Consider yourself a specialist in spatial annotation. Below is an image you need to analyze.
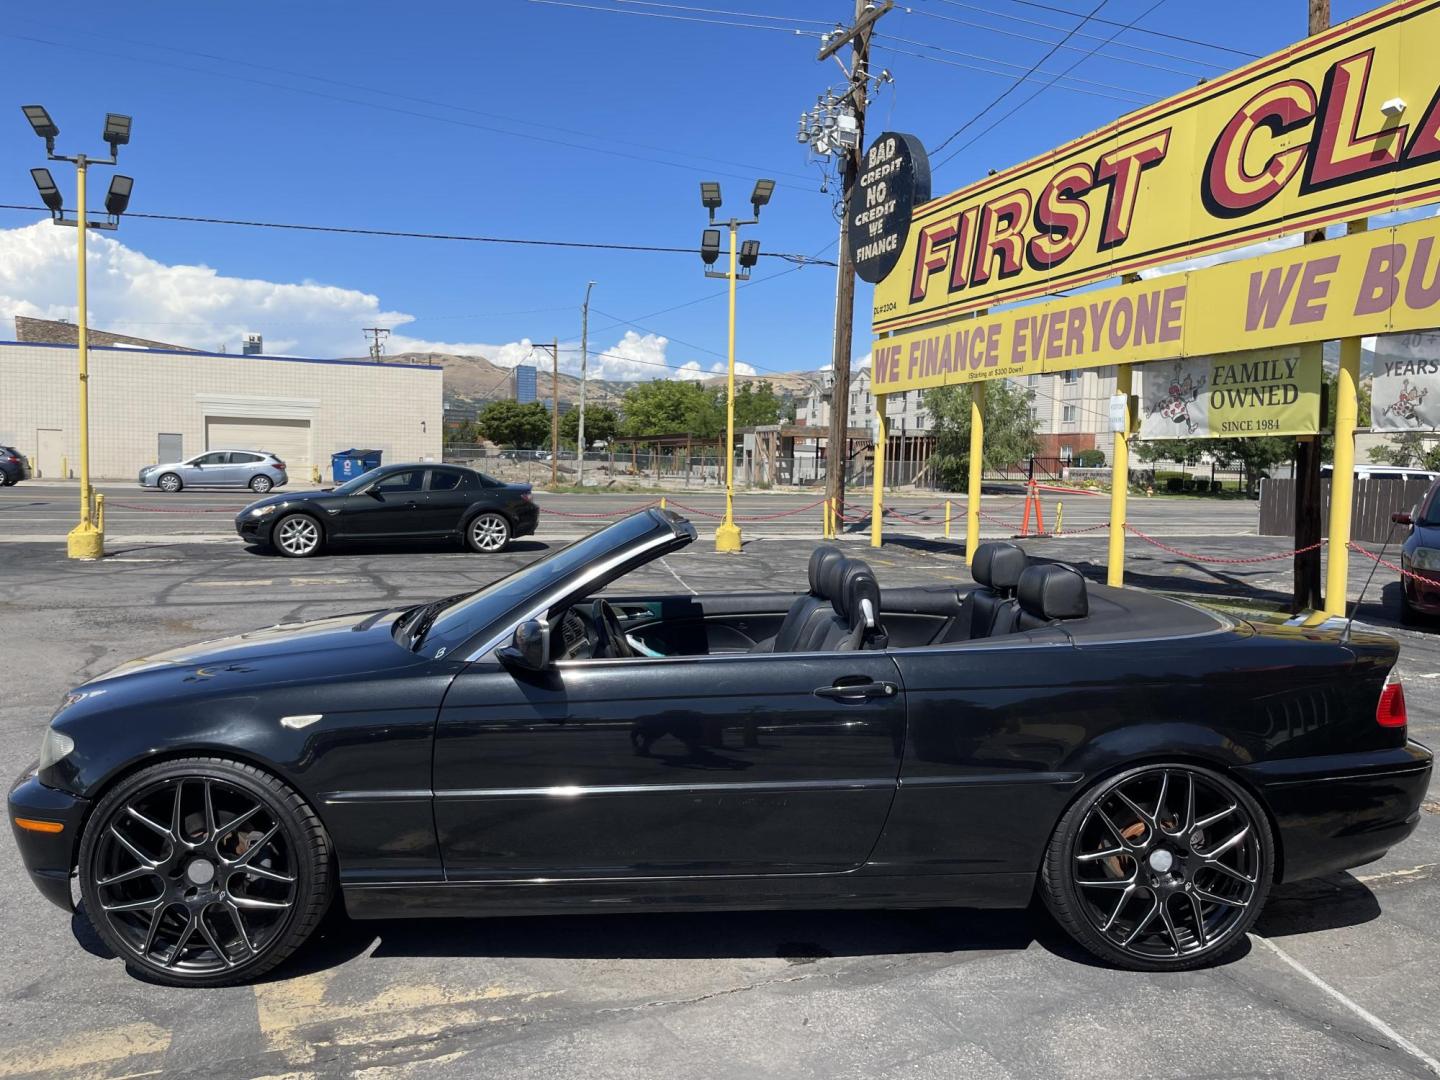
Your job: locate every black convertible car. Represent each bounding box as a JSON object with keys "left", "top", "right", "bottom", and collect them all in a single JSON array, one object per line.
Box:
[
  {"left": 235, "top": 462, "right": 538, "bottom": 556},
  {"left": 10, "top": 509, "right": 1431, "bottom": 986}
]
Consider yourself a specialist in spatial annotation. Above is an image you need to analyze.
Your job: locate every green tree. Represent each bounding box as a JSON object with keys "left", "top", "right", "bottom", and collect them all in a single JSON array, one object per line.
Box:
[
  {"left": 560, "top": 405, "right": 619, "bottom": 449},
  {"left": 1371, "top": 433, "right": 1440, "bottom": 470},
  {"left": 924, "top": 382, "right": 1039, "bottom": 488},
  {"left": 732, "top": 380, "right": 785, "bottom": 427},
  {"left": 474, "top": 400, "right": 551, "bottom": 448},
  {"left": 619, "top": 380, "right": 723, "bottom": 437}
]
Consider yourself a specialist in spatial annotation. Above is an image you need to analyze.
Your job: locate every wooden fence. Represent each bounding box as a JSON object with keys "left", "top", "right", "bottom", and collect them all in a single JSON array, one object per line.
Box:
[{"left": 1258, "top": 477, "right": 1432, "bottom": 543}]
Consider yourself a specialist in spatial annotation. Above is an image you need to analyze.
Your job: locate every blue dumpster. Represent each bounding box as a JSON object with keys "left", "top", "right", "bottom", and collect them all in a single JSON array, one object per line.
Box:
[{"left": 331, "top": 448, "right": 383, "bottom": 484}]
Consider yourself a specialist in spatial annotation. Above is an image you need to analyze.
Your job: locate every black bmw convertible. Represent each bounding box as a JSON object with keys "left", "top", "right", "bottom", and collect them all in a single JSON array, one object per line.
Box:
[{"left": 9, "top": 508, "right": 1432, "bottom": 985}]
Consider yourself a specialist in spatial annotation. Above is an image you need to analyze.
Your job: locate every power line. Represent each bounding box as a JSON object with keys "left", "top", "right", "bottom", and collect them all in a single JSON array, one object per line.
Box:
[
  {"left": 611, "top": 1, "right": 830, "bottom": 25},
  {"left": 525, "top": 0, "right": 825, "bottom": 34},
  {"left": 901, "top": 7, "right": 1220, "bottom": 79},
  {"left": 0, "top": 204, "right": 837, "bottom": 265},
  {"left": 933, "top": 0, "right": 1170, "bottom": 172},
  {"left": 929, "top": 0, "right": 1113, "bottom": 156},
  {"left": 874, "top": 35, "right": 1152, "bottom": 101},
  {"left": 970, "top": 0, "right": 1258, "bottom": 59}
]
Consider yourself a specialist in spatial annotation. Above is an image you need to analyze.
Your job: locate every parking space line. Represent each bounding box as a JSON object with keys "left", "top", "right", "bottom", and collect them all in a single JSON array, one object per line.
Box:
[
  {"left": 0, "top": 1021, "right": 171, "bottom": 1077},
  {"left": 658, "top": 556, "right": 697, "bottom": 596},
  {"left": 1252, "top": 934, "right": 1440, "bottom": 1075}
]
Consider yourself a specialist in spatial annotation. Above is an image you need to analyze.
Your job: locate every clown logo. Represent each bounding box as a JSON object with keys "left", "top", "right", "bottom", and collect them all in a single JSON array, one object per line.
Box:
[
  {"left": 1148, "top": 363, "right": 1206, "bottom": 435},
  {"left": 1383, "top": 378, "right": 1430, "bottom": 424}
]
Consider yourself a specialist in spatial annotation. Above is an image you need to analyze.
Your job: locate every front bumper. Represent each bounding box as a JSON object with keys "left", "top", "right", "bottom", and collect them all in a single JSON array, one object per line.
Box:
[
  {"left": 1238, "top": 741, "right": 1432, "bottom": 882},
  {"left": 8, "top": 765, "right": 89, "bottom": 912},
  {"left": 1401, "top": 563, "right": 1440, "bottom": 614}
]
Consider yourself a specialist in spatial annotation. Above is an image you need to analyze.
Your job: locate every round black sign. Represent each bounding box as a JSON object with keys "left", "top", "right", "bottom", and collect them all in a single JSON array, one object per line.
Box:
[{"left": 848, "top": 131, "right": 931, "bottom": 285}]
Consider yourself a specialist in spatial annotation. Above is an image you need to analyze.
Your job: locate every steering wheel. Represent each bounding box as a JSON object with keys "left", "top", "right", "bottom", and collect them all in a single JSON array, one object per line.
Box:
[{"left": 589, "top": 599, "right": 635, "bottom": 659}]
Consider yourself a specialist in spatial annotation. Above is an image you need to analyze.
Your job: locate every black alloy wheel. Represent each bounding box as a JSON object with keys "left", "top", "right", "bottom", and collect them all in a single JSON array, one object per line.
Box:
[
  {"left": 1041, "top": 763, "right": 1272, "bottom": 971},
  {"left": 249, "top": 474, "right": 274, "bottom": 494},
  {"left": 78, "top": 757, "right": 332, "bottom": 986}
]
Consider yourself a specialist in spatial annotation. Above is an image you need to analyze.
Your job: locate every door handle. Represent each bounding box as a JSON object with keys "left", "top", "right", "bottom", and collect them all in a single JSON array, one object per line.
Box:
[{"left": 814, "top": 680, "right": 897, "bottom": 701}]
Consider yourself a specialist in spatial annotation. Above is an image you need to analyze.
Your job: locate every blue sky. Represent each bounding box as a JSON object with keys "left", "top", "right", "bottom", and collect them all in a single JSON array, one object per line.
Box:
[{"left": 0, "top": 0, "right": 1385, "bottom": 380}]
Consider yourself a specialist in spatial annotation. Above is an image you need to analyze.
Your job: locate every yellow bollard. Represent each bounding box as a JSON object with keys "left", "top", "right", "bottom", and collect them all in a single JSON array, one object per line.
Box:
[
  {"left": 660, "top": 496, "right": 666, "bottom": 511},
  {"left": 823, "top": 497, "right": 833, "bottom": 540},
  {"left": 944, "top": 499, "right": 952, "bottom": 539},
  {"left": 1055, "top": 501, "right": 1064, "bottom": 536},
  {"left": 95, "top": 492, "right": 105, "bottom": 532},
  {"left": 62, "top": 456, "right": 69, "bottom": 480}
]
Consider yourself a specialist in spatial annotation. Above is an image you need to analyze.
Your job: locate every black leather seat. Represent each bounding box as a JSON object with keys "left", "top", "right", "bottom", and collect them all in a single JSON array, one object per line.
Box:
[
  {"left": 944, "top": 541, "right": 1027, "bottom": 641},
  {"left": 757, "top": 546, "right": 847, "bottom": 653},
  {"left": 813, "top": 559, "right": 886, "bottom": 651},
  {"left": 1015, "top": 563, "right": 1089, "bottom": 630}
]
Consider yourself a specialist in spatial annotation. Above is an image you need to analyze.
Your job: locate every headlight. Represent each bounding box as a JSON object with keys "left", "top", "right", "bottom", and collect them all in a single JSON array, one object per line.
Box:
[
  {"left": 1412, "top": 547, "right": 1440, "bottom": 570},
  {"left": 250, "top": 505, "right": 278, "bottom": 518},
  {"left": 38, "top": 727, "right": 75, "bottom": 771}
]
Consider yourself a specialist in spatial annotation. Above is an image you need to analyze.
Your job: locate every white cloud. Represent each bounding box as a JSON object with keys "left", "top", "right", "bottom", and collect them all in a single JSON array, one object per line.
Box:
[
  {"left": 673, "top": 358, "right": 758, "bottom": 381},
  {"left": 0, "top": 222, "right": 678, "bottom": 381}
]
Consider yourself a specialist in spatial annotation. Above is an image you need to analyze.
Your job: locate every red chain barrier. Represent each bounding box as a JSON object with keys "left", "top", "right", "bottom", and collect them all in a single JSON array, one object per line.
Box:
[
  {"left": 537, "top": 500, "right": 660, "bottom": 519},
  {"left": 106, "top": 502, "right": 246, "bottom": 514},
  {"left": 1347, "top": 542, "right": 1440, "bottom": 586},
  {"left": 1124, "top": 524, "right": 1323, "bottom": 564},
  {"left": 664, "top": 499, "right": 722, "bottom": 519},
  {"left": 736, "top": 497, "right": 828, "bottom": 522},
  {"left": 1056, "top": 520, "right": 1113, "bottom": 535}
]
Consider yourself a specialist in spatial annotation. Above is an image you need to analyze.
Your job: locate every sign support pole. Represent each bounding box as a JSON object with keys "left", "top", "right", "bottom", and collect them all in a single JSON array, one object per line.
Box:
[
  {"left": 1324, "top": 217, "right": 1367, "bottom": 617},
  {"left": 965, "top": 381, "right": 985, "bottom": 565},
  {"left": 871, "top": 394, "right": 886, "bottom": 547},
  {"left": 1107, "top": 364, "right": 1132, "bottom": 587}
]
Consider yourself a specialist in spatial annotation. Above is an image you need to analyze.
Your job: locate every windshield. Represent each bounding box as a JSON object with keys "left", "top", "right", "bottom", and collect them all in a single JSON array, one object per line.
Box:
[
  {"left": 413, "top": 512, "right": 670, "bottom": 659},
  {"left": 1420, "top": 487, "right": 1440, "bottom": 527},
  {"left": 330, "top": 470, "right": 383, "bottom": 495}
]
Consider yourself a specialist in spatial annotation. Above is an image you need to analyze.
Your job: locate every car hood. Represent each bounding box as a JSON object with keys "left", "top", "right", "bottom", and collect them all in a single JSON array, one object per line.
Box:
[{"left": 1411, "top": 525, "right": 1440, "bottom": 548}]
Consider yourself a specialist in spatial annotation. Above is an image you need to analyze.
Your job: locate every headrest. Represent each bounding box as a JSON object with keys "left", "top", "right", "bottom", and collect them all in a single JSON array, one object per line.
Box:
[
  {"left": 818, "top": 552, "right": 850, "bottom": 601},
  {"left": 844, "top": 572, "right": 882, "bottom": 630},
  {"left": 831, "top": 559, "right": 876, "bottom": 617},
  {"left": 807, "top": 546, "right": 844, "bottom": 596},
  {"left": 972, "top": 542, "right": 1026, "bottom": 593},
  {"left": 1017, "top": 563, "right": 1088, "bottom": 621}
]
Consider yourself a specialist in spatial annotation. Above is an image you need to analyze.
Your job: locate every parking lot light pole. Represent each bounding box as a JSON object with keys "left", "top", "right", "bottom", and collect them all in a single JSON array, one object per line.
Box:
[{"left": 22, "top": 106, "right": 134, "bottom": 561}]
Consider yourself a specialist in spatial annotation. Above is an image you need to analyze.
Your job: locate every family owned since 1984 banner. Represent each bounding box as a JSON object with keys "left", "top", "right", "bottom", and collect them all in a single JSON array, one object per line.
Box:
[
  {"left": 1137, "top": 348, "right": 1321, "bottom": 440},
  {"left": 1372, "top": 330, "right": 1440, "bottom": 431}
]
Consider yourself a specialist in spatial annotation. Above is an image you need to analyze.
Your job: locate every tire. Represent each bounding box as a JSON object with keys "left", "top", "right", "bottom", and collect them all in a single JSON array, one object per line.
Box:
[
  {"left": 1040, "top": 762, "right": 1273, "bottom": 971},
  {"left": 249, "top": 475, "right": 274, "bottom": 494},
  {"left": 272, "top": 513, "right": 322, "bottom": 558},
  {"left": 77, "top": 756, "right": 333, "bottom": 987},
  {"left": 157, "top": 473, "right": 183, "bottom": 493},
  {"left": 466, "top": 511, "right": 512, "bottom": 553},
  {"left": 1, "top": 472, "right": 13, "bottom": 486}
]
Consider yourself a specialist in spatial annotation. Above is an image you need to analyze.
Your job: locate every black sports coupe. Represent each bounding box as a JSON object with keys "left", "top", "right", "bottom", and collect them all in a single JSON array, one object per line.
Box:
[
  {"left": 10, "top": 509, "right": 1431, "bottom": 985},
  {"left": 234, "top": 462, "right": 538, "bottom": 556}
]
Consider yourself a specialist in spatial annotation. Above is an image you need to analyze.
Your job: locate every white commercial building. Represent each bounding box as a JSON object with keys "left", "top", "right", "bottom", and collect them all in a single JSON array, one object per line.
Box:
[{"left": 0, "top": 340, "right": 443, "bottom": 480}]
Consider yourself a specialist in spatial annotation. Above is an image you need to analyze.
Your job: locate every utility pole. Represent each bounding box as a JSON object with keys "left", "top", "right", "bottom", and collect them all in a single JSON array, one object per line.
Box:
[
  {"left": 551, "top": 336, "right": 560, "bottom": 486},
  {"left": 578, "top": 281, "right": 595, "bottom": 487},
  {"left": 363, "top": 327, "right": 389, "bottom": 363},
  {"left": 821, "top": 0, "right": 891, "bottom": 524},
  {"left": 1293, "top": 0, "right": 1328, "bottom": 610}
]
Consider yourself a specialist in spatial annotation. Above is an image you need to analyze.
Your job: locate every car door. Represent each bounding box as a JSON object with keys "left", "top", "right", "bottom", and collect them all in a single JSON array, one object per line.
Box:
[
  {"left": 433, "top": 649, "right": 906, "bottom": 879},
  {"left": 339, "top": 468, "right": 426, "bottom": 538},
  {"left": 422, "top": 467, "right": 480, "bottom": 535},
  {"left": 182, "top": 451, "right": 228, "bottom": 486},
  {"left": 227, "top": 451, "right": 263, "bottom": 486}
]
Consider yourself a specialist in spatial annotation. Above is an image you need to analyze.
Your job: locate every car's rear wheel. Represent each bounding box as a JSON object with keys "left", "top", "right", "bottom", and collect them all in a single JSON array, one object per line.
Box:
[
  {"left": 466, "top": 511, "right": 511, "bottom": 553},
  {"left": 1040, "top": 763, "right": 1272, "bottom": 971},
  {"left": 78, "top": 757, "right": 332, "bottom": 987},
  {"left": 273, "top": 513, "right": 322, "bottom": 557},
  {"left": 249, "top": 475, "right": 273, "bottom": 494},
  {"left": 157, "top": 472, "right": 182, "bottom": 493}
]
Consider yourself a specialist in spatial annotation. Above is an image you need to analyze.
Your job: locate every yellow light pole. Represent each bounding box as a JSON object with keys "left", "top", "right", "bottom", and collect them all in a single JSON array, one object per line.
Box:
[
  {"left": 699, "top": 179, "right": 773, "bottom": 554},
  {"left": 965, "top": 382, "right": 986, "bottom": 565},
  {"left": 1107, "top": 364, "right": 1133, "bottom": 587},
  {"left": 870, "top": 395, "right": 886, "bottom": 547},
  {"left": 1324, "top": 218, "right": 1369, "bottom": 617},
  {"left": 22, "top": 105, "right": 135, "bottom": 561}
]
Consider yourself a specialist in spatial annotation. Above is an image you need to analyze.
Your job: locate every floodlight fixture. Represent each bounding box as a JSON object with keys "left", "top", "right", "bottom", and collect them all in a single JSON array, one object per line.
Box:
[
  {"left": 105, "top": 174, "right": 133, "bottom": 217},
  {"left": 103, "top": 113, "right": 132, "bottom": 150},
  {"left": 750, "top": 179, "right": 775, "bottom": 214},
  {"left": 701, "top": 228, "right": 721, "bottom": 266},
  {"left": 1381, "top": 97, "right": 1407, "bottom": 118},
  {"left": 739, "top": 240, "right": 760, "bottom": 269},
  {"left": 22, "top": 104, "right": 58, "bottom": 140},
  {"left": 700, "top": 181, "right": 722, "bottom": 219},
  {"left": 30, "top": 168, "right": 62, "bottom": 213}
]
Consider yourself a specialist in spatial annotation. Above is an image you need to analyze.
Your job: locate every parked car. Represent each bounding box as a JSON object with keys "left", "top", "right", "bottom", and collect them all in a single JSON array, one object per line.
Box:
[
  {"left": 139, "top": 451, "right": 288, "bottom": 494},
  {"left": 9, "top": 509, "right": 1429, "bottom": 985},
  {"left": 1392, "top": 478, "right": 1440, "bottom": 621},
  {"left": 1322, "top": 463, "right": 1440, "bottom": 484},
  {"left": 0, "top": 445, "right": 31, "bottom": 486},
  {"left": 234, "top": 462, "right": 537, "bottom": 557}
]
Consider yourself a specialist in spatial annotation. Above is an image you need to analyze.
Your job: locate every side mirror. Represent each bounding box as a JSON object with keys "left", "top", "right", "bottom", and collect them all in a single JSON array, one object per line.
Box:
[
  {"left": 1393, "top": 511, "right": 1414, "bottom": 526},
  {"left": 498, "top": 618, "right": 550, "bottom": 672}
]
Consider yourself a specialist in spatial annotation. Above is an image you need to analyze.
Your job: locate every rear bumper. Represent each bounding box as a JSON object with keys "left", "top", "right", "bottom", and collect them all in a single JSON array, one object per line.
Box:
[
  {"left": 1237, "top": 741, "right": 1432, "bottom": 883},
  {"left": 514, "top": 504, "right": 539, "bottom": 538},
  {"left": 8, "top": 765, "right": 88, "bottom": 912}
]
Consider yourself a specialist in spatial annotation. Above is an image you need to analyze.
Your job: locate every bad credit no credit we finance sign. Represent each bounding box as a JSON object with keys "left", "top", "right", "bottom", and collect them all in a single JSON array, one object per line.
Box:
[
  {"left": 872, "top": 0, "right": 1440, "bottom": 336},
  {"left": 870, "top": 212, "right": 1440, "bottom": 394}
]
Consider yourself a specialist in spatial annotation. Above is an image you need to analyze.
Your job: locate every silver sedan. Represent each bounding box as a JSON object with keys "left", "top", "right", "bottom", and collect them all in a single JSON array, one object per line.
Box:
[{"left": 138, "top": 450, "right": 289, "bottom": 493}]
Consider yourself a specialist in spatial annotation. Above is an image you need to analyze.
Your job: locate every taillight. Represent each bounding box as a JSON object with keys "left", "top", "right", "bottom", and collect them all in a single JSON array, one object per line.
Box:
[
  {"left": 522, "top": 492, "right": 532, "bottom": 501},
  {"left": 1377, "top": 680, "right": 1407, "bottom": 728},
  {"left": 273, "top": 460, "right": 286, "bottom": 471}
]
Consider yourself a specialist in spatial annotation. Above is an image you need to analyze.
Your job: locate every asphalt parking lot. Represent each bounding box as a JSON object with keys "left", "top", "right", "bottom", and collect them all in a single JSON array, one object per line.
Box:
[{"left": 3, "top": 482, "right": 1440, "bottom": 1078}]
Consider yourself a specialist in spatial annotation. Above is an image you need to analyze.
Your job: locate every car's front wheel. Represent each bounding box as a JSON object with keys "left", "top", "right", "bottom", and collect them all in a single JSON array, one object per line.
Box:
[
  {"left": 1040, "top": 763, "right": 1272, "bottom": 971},
  {"left": 272, "top": 513, "right": 322, "bottom": 557},
  {"left": 157, "top": 472, "right": 183, "bottom": 493},
  {"left": 249, "top": 475, "right": 274, "bottom": 494},
  {"left": 78, "top": 756, "right": 333, "bottom": 987},
  {"left": 466, "top": 511, "right": 511, "bottom": 553}
]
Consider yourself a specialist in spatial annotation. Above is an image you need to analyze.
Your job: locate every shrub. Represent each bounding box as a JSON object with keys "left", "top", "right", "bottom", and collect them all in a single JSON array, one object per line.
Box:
[{"left": 1075, "top": 449, "right": 1106, "bottom": 468}]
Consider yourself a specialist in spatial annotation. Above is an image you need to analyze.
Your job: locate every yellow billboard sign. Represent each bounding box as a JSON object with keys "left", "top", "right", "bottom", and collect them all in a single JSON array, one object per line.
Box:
[
  {"left": 1137, "top": 349, "right": 1322, "bottom": 439},
  {"left": 870, "top": 211, "right": 1440, "bottom": 394},
  {"left": 873, "top": 0, "right": 1440, "bottom": 335}
]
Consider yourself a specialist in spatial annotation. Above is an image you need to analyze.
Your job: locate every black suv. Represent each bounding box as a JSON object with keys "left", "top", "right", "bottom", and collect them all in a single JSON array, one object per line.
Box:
[{"left": 0, "top": 446, "right": 30, "bottom": 486}]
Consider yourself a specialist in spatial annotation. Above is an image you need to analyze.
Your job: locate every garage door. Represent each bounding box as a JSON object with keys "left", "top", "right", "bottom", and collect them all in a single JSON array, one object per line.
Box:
[{"left": 205, "top": 417, "right": 312, "bottom": 471}]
